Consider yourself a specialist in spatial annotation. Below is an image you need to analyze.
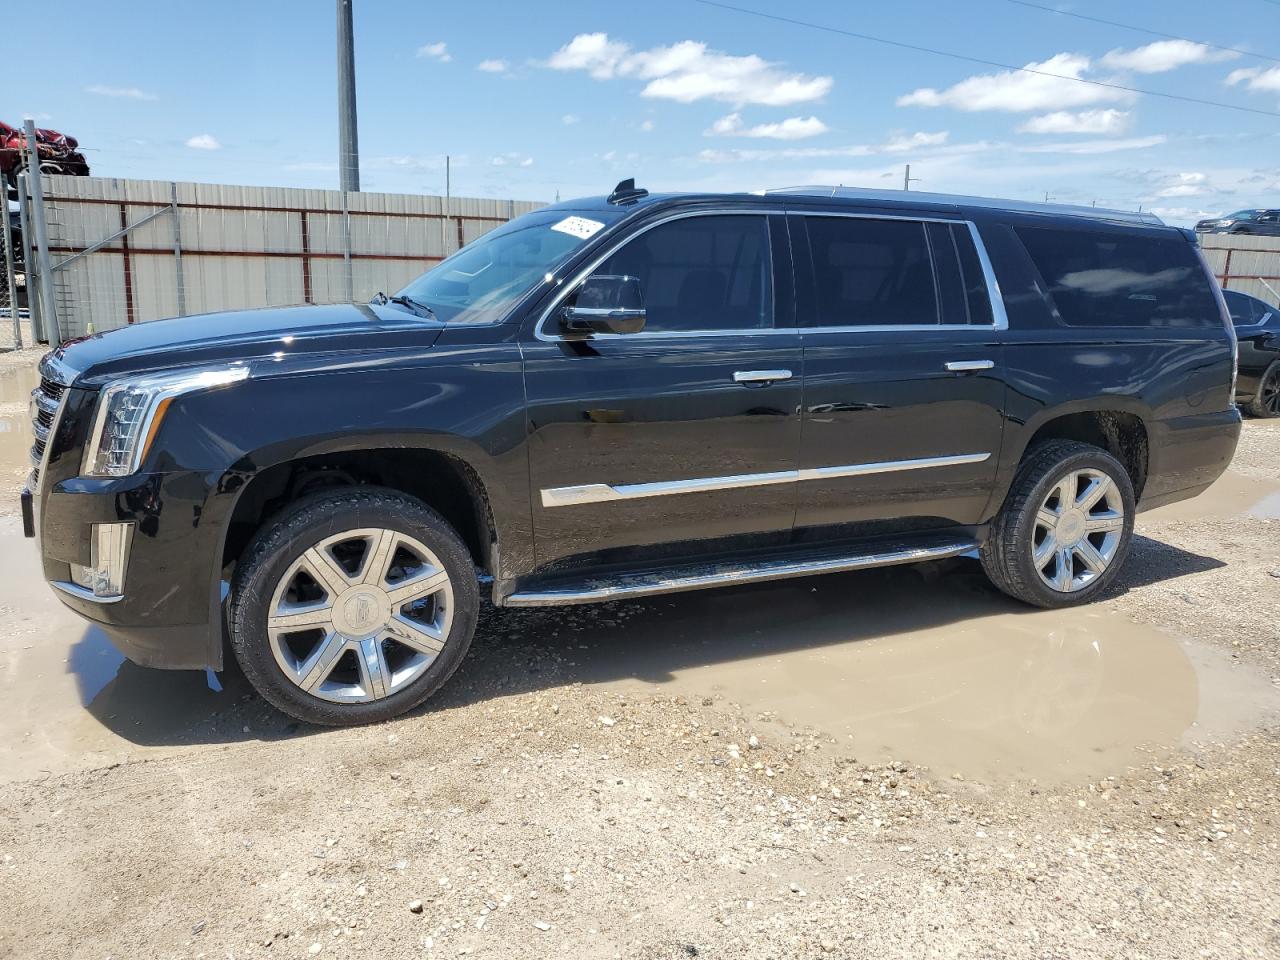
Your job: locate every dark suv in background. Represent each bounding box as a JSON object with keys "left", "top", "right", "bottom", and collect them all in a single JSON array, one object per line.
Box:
[
  {"left": 1224, "top": 288, "right": 1280, "bottom": 417},
  {"left": 24, "top": 183, "right": 1241, "bottom": 725},
  {"left": 1195, "top": 209, "right": 1280, "bottom": 236}
]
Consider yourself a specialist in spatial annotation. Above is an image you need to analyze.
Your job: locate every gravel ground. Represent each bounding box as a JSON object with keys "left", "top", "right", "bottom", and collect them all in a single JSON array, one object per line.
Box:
[{"left": 0, "top": 361, "right": 1277, "bottom": 958}]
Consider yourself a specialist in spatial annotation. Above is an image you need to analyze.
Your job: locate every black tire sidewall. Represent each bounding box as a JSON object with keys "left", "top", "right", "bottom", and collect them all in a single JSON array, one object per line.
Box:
[
  {"left": 1245, "top": 362, "right": 1280, "bottom": 419},
  {"left": 229, "top": 489, "right": 479, "bottom": 726}
]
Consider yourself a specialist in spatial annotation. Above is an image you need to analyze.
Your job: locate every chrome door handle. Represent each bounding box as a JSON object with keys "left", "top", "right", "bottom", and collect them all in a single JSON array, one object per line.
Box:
[
  {"left": 944, "top": 360, "right": 995, "bottom": 373},
  {"left": 733, "top": 369, "right": 793, "bottom": 384}
]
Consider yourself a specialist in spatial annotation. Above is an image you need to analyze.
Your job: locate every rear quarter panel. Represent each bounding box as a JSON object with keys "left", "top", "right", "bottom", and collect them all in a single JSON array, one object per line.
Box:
[{"left": 977, "top": 215, "right": 1239, "bottom": 511}]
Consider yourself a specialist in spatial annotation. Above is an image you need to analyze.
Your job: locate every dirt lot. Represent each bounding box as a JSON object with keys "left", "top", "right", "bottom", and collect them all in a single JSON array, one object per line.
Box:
[{"left": 1, "top": 347, "right": 1278, "bottom": 960}]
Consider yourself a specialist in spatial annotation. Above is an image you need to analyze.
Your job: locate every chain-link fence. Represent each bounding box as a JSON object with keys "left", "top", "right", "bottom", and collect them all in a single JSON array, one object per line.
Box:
[{"left": 4, "top": 170, "right": 542, "bottom": 348}]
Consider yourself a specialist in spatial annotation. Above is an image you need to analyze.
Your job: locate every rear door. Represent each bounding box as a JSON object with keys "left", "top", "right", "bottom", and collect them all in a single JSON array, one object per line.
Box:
[
  {"left": 522, "top": 209, "right": 803, "bottom": 570},
  {"left": 790, "top": 209, "right": 1006, "bottom": 539}
]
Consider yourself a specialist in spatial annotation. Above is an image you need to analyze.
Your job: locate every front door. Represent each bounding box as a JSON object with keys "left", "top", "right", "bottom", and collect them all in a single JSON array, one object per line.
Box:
[
  {"left": 522, "top": 211, "right": 802, "bottom": 571},
  {"left": 789, "top": 210, "right": 1006, "bottom": 539}
]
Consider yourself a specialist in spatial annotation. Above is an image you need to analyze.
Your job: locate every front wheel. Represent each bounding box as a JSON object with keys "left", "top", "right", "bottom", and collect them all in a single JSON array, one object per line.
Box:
[
  {"left": 229, "top": 487, "right": 479, "bottom": 725},
  {"left": 981, "top": 440, "right": 1136, "bottom": 608},
  {"left": 1243, "top": 361, "right": 1280, "bottom": 418}
]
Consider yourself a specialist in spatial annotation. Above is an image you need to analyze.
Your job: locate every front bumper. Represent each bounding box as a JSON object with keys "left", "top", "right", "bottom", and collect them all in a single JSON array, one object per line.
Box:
[{"left": 28, "top": 468, "right": 227, "bottom": 670}]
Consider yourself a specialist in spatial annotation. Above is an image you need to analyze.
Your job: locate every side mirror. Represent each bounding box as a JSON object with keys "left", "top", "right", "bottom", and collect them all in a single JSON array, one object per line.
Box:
[{"left": 561, "top": 274, "right": 646, "bottom": 336}]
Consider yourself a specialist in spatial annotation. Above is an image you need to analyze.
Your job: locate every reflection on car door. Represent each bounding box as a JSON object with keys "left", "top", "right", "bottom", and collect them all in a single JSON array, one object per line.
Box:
[{"left": 522, "top": 212, "right": 803, "bottom": 570}]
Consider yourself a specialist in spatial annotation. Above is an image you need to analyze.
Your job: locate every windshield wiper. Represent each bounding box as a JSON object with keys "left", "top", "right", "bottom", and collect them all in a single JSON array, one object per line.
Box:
[
  {"left": 391, "top": 295, "right": 438, "bottom": 321},
  {"left": 373, "top": 291, "right": 438, "bottom": 321}
]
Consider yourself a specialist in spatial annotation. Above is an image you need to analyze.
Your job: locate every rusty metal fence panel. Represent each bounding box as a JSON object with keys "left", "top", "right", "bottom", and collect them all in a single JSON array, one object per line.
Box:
[
  {"left": 1199, "top": 233, "right": 1280, "bottom": 306},
  {"left": 40, "top": 175, "right": 543, "bottom": 339}
]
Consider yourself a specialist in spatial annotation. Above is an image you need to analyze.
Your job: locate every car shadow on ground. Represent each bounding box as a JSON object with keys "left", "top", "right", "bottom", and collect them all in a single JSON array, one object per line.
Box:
[{"left": 70, "top": 535, "right": 1224, "bottom": 748}]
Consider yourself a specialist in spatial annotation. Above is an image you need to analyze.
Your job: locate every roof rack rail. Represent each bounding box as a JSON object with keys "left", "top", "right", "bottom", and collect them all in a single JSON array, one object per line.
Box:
[{"left": 763, "top": 185, "right": 1164, "bottom": 226}]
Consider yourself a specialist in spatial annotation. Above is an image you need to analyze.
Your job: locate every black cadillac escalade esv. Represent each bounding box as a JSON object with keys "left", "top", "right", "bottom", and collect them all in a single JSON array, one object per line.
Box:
[{"left": 24, "top": 182, "right": 1241, "bottom": 725}]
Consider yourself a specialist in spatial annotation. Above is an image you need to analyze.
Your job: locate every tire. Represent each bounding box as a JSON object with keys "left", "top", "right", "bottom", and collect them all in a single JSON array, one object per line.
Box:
[
  {"left": 229, "top": 487, "right": 479, "bottom": 725},
  {"left": 980, "top": 440, "right": 1136, "bottom": 609},
  {"left": 1243, "top": 361, "right": 1280, "bottom": 418}
]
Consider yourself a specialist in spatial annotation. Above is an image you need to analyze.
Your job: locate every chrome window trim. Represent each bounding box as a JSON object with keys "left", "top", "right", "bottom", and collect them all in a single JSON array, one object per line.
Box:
[
  {"left": 540, "top": 452, "right": 991, "bottom": 508},
  {"left": 534, "top": 207, "right": 1009, "bottom": 342},
  {"left": 534, "top": 207, "right": 787, "bottom": 343}
]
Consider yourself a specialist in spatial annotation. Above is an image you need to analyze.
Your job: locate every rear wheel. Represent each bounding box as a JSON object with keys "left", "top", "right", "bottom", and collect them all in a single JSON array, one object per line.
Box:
[
  {"left": 229, "top": 488, "right": 479, "bottom": 725},
  {"left": 981, "top": 440, "right": 1136, "bottom": 608},
  {"left": 1244, "top": 361, "right": 1280, "bottom": 418}
]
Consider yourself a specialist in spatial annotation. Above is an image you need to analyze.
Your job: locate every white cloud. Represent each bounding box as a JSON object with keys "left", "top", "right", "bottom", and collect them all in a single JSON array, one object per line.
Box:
[
  {"left": 417, "top": 42, "right": 451, "bottom": 62},
  {"left": 1018, "top": 109, "right": 1131, "bottom": 135},
  {"left": 706, "top": 112, "right": 829, "bottom": 140},
  {"left": 639, "top": 119, "right": 655, "bottom": 132},
  {"left": 491, "top": 152, "right": 533, "bottom": 167},
  {"left": 1100, "top": 40, "right": 1236, "bottom": 74},
  {"left": 898, "top": 53, "right": 1128, "bottom": 113},
  {"left": 477, "top": 59, "right": 507, "bottom": 73},
  {"left": 561, "top": 113, "right": 580, "bottom": 125},
  {"left": 1154, "top": 172, "right": 1210, "bottom": 198},
  {"left": 1226, "top": 66, "right": 1280, "bottom": 93},
  {"left": 1018, "top": 135, "right": 1167, "bottom": 155},
  {"left": 546, "top": 33, "right": 832, "bottom": 106},
  {"left": 184, "top": 134, "right": 221, "bottom": 150},
  {"left": 698, "top": 130, "right": 950, "bottom": 163},
  {"left": 86, "top": 84, "right": 157, "bottom": 101}
]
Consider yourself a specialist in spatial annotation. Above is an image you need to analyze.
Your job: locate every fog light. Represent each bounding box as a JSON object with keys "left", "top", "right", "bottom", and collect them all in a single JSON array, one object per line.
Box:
[{"left": 72, "top": 522, "right": 134, "bottom": 599}]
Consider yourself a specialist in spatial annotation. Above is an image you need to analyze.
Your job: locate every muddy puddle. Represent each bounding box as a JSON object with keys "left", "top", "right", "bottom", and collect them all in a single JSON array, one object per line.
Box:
[
  {"left": 0, "top": 518, "right": 240, "bottom": 784},
  {"left": 1142, "top": 468, "right": 1280, "bottom": 522},
  {"left": 0, "top": 360, "right": 38, "bottom": 474},
  {"left": 576, "top": 564, "right": 1277, "bottom": 783}
]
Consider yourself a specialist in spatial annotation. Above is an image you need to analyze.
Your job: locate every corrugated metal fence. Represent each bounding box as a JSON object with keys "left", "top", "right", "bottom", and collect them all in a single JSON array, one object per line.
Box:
[
  {"left": 16, "top": 177, "right": 1280, "bottom": 343},
  {"left": 1200, "top": 232, "right": 1280, "bottom": 306},
  {"left": 41, "top": 175, "right": 542, "bottom": 338}
]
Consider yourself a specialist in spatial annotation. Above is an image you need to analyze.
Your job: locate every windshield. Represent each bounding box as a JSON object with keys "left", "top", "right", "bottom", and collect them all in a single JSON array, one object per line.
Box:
[
  {"left": 1225, "top": 210, "right": 1258, "bottom": 220},
  {"left": 395, "top": 209, "right": 624, "bottom": 324}
]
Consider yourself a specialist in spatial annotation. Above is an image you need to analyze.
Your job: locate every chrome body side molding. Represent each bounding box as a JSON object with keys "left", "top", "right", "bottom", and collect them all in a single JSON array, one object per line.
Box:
[
  {"left": 504, "top": 537, "right": 978, "bottom": 606},
  {"left": 540, "top": 452, "right": 991, "bottom": 508}
]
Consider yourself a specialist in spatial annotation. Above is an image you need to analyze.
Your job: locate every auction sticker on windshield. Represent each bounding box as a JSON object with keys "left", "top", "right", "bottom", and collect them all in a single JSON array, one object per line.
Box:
[{"left": 550, "top": 216, "right": 606, "bottom": 240}]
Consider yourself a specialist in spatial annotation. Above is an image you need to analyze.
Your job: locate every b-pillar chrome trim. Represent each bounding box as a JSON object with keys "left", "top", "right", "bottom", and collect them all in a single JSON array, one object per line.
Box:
[{"left": 540, "top": 452, "right": 991, "bottom": 508}]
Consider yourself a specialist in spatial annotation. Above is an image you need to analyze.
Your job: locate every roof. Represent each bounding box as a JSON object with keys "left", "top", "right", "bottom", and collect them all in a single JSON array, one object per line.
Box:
[
  {"left": 545, "top": 183, "right": 1166, "bottom": 228},
  {"left": 763, "top": 185, "right": 1164, "bottom": 226}
]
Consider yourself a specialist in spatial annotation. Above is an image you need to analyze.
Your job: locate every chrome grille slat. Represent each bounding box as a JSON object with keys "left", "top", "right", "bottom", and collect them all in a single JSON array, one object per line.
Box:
[{"left": 30, "top": 355, "right": 73, "bottom": 482}]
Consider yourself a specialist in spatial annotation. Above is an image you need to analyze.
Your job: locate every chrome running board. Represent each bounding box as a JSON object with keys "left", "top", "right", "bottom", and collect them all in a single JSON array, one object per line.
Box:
[{"left": 503, "top": 536, "right": 977, "bottom": 607}]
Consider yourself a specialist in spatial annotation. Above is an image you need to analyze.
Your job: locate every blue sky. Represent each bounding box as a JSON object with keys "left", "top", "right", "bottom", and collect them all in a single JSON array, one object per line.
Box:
[{"left": 11, "top": 0, "right": 1280, "bottom": 224}]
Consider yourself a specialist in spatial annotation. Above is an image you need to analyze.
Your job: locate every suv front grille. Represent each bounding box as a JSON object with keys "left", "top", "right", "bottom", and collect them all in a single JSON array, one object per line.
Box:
[{"left": 30, "top": 375, "right": 68, "bottom": 480}]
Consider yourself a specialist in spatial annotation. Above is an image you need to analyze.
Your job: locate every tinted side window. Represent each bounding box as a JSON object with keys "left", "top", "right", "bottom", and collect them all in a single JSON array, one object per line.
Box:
[
  {"left": 805, "top": 217, "right": 939, "bottom": 326},
  {"left": 1015, "top": 225, "right": 1219, "bottom": 328},
  {"left": 925, "top": 221, "right": 994, "bottom": 325},
  {"left": 589, "top": 215, "right": 772, "bottom": 333}
]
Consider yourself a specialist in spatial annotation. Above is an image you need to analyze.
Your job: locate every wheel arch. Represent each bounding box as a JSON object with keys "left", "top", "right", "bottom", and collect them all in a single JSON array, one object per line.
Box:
[
  {"left": 218, "top": 444, "right": 502, "bottom": 585},
  {"left": 1009, "top": 403, "right": 1150, "bottom": 501}
]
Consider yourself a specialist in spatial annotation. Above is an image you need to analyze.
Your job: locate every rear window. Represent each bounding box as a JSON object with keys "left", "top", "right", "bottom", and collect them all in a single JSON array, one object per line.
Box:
[{"left": 1015, "top": 225, "right": 1219, "bottom": 328}]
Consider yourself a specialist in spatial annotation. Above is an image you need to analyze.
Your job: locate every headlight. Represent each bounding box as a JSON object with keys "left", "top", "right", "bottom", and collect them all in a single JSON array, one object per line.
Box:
[{"left": 82, "top": 364, "right": 249, "bottom": 477}]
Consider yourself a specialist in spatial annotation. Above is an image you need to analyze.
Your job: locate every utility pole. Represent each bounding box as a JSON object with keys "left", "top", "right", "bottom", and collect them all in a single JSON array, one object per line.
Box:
[
  {"left": 23, "top": 119, "right": 59, "bottom": 345},
  {"left": 336, "top": 0, "right": 360, "bottom": 193},
  {"left": 903, "top": 164, "right": 921, "bottom": 191}
]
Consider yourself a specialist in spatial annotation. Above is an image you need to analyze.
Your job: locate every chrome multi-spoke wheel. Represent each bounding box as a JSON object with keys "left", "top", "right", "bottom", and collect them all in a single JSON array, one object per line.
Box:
[
  {"left": 1031, "top": 469, "right": 1125, "bottom": 593},
  {"left": 230, "top": 488, "right": 479, "bottom": 725},
  {"left": 980, "top": 440, "right": 1135, "bottom": 609},
  {"left": 267, "top": 528, "right": 454, "bottom": 703}
]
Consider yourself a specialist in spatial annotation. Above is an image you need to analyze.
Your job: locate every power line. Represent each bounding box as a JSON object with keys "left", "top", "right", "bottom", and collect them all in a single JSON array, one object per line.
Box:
[
  {"left": 691, "top": 0, "right": 1280, "bottom": 119},
  {"left": 1006, "top": 0, "right": 1280, "bottom": 65}
]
